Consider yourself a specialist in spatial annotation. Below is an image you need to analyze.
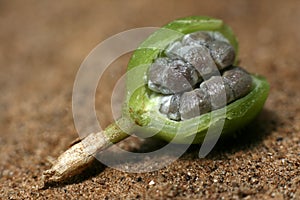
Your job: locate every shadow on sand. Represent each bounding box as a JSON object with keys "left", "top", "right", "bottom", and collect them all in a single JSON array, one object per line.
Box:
[{"left": 42, "top": 108, "right": 279, "bottom": 188}]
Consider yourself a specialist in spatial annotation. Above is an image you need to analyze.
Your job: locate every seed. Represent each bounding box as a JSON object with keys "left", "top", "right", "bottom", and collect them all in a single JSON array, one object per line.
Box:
[
  {"left": 165, "top": 41, "right": 183, "bottom": 59},
  {"left": 183, "top": 45, "right": 219, "bottom": 79},
  {"left": 208, "top": 40, "right": 235, "bottom": 69},
  {"left": 199, "top": 76, "right": 227, "bottom": 110},
  {"left": 148, "top": 58, "right": 199, "bottom": 94},
  {"left": 165, "top": 39, "right": 219, "bottom": 79},
  {"left": 179, "top": 88, "right": 211, "bottom": 120},
  {"left": 182, "top": 31, "right": 213, "bottom": 46},
  {"left": 159, "top": 94, "right": 181, "bottom": 121},
  {"left": 179, "top": 45, "right": 219, "bottom": 79},
  {"left": 222, "top": 67, "right": 252, "bottom": 99}
]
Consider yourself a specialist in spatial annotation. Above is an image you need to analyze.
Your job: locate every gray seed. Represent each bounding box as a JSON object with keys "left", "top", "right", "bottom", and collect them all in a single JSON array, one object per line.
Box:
[
  {"left": 148, "top": 58, "right": 200, "bottom": 94},
  {"left": 208, "top": 40, "right": 235, "bottom": 70},
  {"left": 200, "top": 76, "right": 227, "bottom": 110},
  {"left": 179, "top": 88, "right": 211, "bottom": 120},
  {"left": 159, "top": 95, "right": 172, "bottom": 115},
  {"left": 165, "top": 41, "right": 183, "bottom": 59},
  {"left": 160, "top": 94, "right": 181, "bottom": 121},
  {"left": 199, "top": 76, "right": 227, "bottom": 110},
  {"left": 209, "top": 32, "right": 231, "bottom": 43},
  {"left": 223, "top": 67, "right": 253, "bottom": 99},
  {"left": 168, "top": 94, "right": 181, "bottom": 120},
  {"left": 147, "top": 58, "right": 169, "bottom": 93},
  {"left": 166, "top": 45, "right": 219, "bottom": 79},
  {"left": 224, "top": 80, "right": 236, "bottom": 103},
  {"left": 182, "top": 31, "right": 213, "bottom": 46},
  {"left": 181, "top": 45, "right": 219, "bottom": 79}
]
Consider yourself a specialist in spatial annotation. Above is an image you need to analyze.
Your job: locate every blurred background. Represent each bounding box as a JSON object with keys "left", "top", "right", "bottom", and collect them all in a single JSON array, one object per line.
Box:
[{"left": 0, "top": 0, "right": 299, "bottom": 199}]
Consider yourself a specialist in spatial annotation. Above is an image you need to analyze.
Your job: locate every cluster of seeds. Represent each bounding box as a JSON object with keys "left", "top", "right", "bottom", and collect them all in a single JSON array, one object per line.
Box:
[{"left": 147, "top": 31, "right": 252, "bottom": 121}]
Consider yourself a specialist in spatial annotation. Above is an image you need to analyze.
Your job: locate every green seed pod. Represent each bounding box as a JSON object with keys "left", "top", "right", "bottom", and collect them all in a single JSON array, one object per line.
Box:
[
  {"left": 125, "top": 16, "right": 270, "bottom": 144},
  {"left": 42, "top": 16, "right": 270, "bottom": 184}
]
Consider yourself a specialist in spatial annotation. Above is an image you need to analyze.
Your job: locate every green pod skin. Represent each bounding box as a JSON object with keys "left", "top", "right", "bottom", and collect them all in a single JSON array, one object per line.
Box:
[{"left": 125, "top": 16, "right": 270, "bottom": 144}]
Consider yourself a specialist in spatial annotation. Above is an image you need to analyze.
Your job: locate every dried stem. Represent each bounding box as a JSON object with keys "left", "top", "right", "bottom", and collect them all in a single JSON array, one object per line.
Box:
[{"left": 42, "top": 118, "right": 131, "bottom": 185}]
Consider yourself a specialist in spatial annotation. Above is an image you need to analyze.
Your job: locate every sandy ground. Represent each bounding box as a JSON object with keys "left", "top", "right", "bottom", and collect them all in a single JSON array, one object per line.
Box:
[{"left": 0, "top": 0, "right": 299, "bottom": 199}]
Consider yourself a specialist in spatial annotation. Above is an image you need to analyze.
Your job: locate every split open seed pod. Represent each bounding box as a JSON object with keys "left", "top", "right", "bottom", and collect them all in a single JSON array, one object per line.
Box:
[
  {"left": 124, "top": 16, "right": 269, "bottom": 144},
  {"left": 42, "top": 16, "right": 270, "bottom": 185}
]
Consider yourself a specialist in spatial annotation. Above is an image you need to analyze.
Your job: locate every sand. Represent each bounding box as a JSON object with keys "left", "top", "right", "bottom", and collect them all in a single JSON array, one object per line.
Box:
[{"left": 0, "top": 0, "right": 299, "bottom": 199}]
